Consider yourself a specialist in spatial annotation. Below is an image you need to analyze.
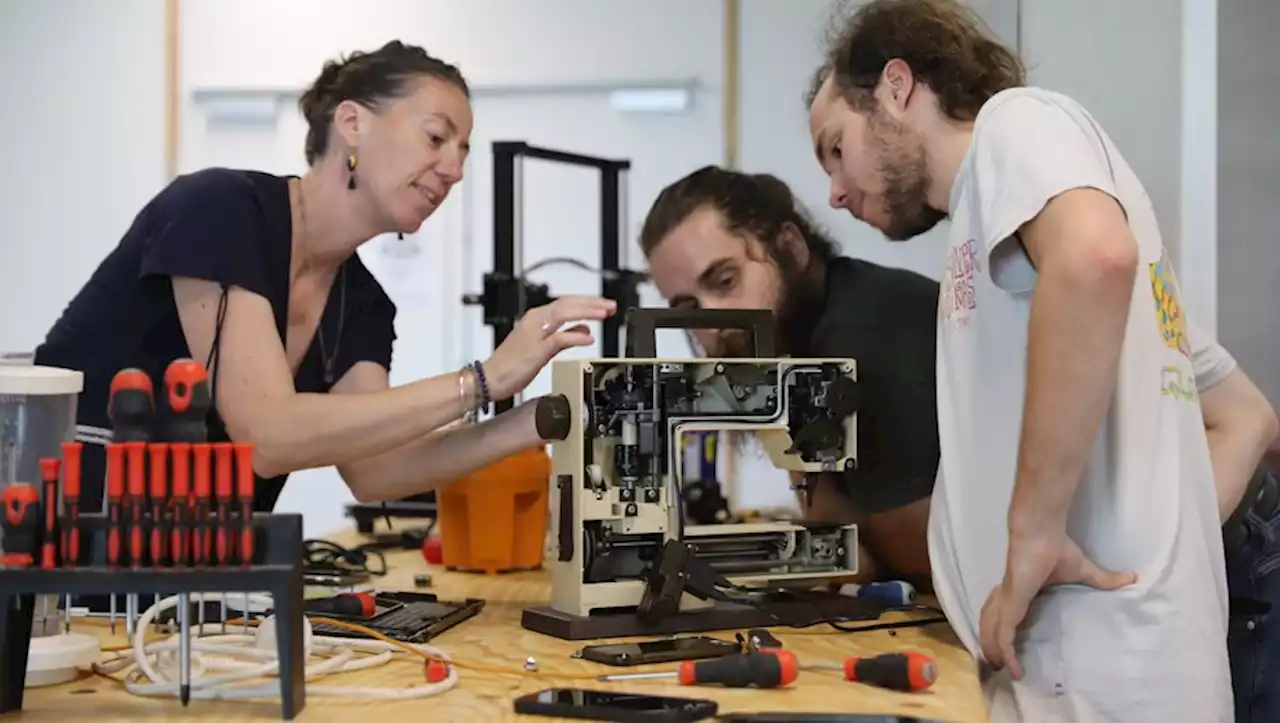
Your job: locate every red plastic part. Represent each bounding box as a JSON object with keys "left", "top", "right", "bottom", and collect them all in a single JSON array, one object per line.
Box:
[{"left": 422, "top": 536, "right": 443, "bottom": 566}]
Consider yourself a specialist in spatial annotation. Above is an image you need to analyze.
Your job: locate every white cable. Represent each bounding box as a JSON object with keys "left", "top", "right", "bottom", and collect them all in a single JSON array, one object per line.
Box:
[{"left": 93, "top": 592, "right": 460, "bottom": 701}]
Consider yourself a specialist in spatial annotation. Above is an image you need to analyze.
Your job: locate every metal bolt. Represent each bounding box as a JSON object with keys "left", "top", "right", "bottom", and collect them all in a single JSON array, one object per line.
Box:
[{"left": 524, "top": 656, "right": 539, "bottom": 672}]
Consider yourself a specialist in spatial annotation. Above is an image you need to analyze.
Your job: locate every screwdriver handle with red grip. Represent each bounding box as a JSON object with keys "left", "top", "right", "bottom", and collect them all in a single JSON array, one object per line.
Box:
[
  {"left": 163, "top": 359, "right": 211, "bottom": 567},
  {"left": 108, "top": 368, "right": 154, "bottom": 567},
  {"left": 39, "top": 458, "right": 60, "bottom": 569},
  {"left": 214, "top": 442, "right": 233, "bottom": 564},
  {"left": 169, "top": 443, "right": 190, "bottom": 566},
  {"left": 192, "top": 444, "right": 212, "bottom": 565},
  {"left": 304, "top": 592, "right": 376, "bottom": 618},
  {"left": 60, "top": 441, "right": 82, "bottom": 567},
  {"left": 149, "top": 443, "right": 169, "bottom": 565},
  {"left": 234, "top": 442, "right": 255, "bottom": 565},
  {"left": 839, "top": 651, "right": 938, "bottom": 692},
  {"left": 1, "top": 484, "right": 40, "bottom": 568},
  {"left": 106, "top": 443, "right": 125, "bottom": 566},
  {"left": 126, "top": 440, "right": 147, "bottom": 566},
  {"left": 679, "top": 650, "right": 798, "bottom": 689}
]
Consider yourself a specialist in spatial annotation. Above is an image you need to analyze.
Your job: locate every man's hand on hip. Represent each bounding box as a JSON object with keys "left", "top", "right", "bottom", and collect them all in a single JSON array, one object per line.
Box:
[{"left": 979, "top": 531, "right": 1137, "bottom": 680}]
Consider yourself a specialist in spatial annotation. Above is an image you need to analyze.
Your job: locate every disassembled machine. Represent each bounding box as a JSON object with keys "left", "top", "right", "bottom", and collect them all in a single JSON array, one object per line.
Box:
[{"left": 523, "top": 312, "right": 864, "bottom": 639}]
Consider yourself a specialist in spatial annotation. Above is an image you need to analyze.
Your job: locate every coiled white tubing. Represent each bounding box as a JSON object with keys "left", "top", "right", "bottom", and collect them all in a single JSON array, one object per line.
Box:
[{"left": 92, "top": 592, "right": 460, "bottom": 701}]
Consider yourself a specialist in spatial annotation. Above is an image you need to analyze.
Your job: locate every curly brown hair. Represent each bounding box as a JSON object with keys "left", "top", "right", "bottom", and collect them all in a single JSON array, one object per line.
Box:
[
  {"left": 815, "top": 0, "right": 1025, "bottom": 121},
  {"left": 638, "top": 165, "right": 839, "bottom": 268}
]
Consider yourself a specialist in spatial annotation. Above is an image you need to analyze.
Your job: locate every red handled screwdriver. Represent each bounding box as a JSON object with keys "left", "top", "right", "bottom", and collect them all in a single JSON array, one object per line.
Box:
[
  {"left": 1, "top": 484, "right": 40, "bottom": 568},
  {"left": 169, "top": 442, "right": 190, "bottom": 566},
  {"left": 149, "top": 443, "right": 169, "bottom": 566},
  {"left": 39, "top": 458, "right": 60, "bottom": 570},
  {"left": 234, "top": 442, "right": 255, "bottom": 565},
  {"left": 599, "top": 650, "right": 799, "bottom": 689},
  {"left": 192, "top": 444, "right": 211, "bottom": 566},
  {"left": 108, "top": 367, "right": 154, "bottom": 637},
  {"left": 59, "top": 441, "right": 82, "bottom": 567},
  {"left": 805, "top": 651, "right": 938, "bottom": 692},
  {"left": 162, "top": 358, "right": 211, "bottom": 708},
  {"left": 304, "top": 592, "right": 377, "bottom": 619},
  {"left": 214, "top": 442, "right": 233, "bottom": 565}
]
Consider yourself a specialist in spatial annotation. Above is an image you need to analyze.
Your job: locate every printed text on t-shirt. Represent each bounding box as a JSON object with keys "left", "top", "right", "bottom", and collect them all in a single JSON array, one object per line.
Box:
[{"left": 942, "top": 239, "right": 979, "bottom": 326}]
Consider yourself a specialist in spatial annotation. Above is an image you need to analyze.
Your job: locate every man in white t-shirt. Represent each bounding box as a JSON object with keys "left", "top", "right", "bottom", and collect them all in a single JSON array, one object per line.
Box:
[{"left": 805, "top": 1, "right": 1277, "bottom": 721}]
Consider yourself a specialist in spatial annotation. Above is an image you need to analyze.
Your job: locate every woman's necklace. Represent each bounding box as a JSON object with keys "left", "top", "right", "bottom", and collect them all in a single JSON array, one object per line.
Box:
[{"left": 295, "top": 177, "right": 346, "bottom": 385}]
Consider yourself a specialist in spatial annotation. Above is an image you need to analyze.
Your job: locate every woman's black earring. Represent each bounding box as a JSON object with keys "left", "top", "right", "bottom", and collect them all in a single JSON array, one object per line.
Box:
[{"left": 346, "top": 154, "right": 358, "bottom": 190}]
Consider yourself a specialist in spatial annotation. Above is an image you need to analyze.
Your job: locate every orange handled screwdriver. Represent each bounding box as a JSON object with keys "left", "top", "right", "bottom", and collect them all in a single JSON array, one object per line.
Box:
[
  {"left": 234, "top": 442, "right": 255, "bottom": 565},
  {"left": 192, "top": 444, "right": 212, "bottom": 565},
  {"left": 214, "top": 443, "right": 233, "bottom": 564},
  {"left": 1, "top": 484, "right": 40, "bottom": 568},
  {"left": 806, "top": 651, "right": 938, "bottom": 692},
  {"left": 59, "top": 441, "right": 82, "bottom": 567},
  {"left": 149, "top": 443, "right": 169, "bottom": 565},
  {"left": 126, "top": 439, "right": 147, "bottom": 567},
  {"left": 108, "top": 367, "right": 155, "bottom": 635},
  {"left": 169, "top": 443, "right": 190, "bottom": 566},
  {"left": 108, "top": 369, "right": 154, "bottom": 565},
  {"left": 162, "top": 358, "right": 211, "bottom": 708},
  {"left": 599, "top": 650, "right": 799, "bottom": 689},
  {"left": 39, "top": 458, "right": 60, "bottom": 569}
]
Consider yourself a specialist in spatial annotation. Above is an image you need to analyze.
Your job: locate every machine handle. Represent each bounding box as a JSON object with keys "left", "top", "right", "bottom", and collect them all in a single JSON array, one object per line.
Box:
[{"left": 623, "top": 308, "right": 777, "bottom": 358}]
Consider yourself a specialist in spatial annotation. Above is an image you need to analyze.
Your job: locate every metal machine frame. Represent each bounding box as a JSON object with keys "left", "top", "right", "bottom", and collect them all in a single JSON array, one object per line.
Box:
[
  {"left": 467, "top": 141, "right": 648, "bottom": 414},
  {"left": 522, "top": 310, "right": 865, "bottom": 640}
]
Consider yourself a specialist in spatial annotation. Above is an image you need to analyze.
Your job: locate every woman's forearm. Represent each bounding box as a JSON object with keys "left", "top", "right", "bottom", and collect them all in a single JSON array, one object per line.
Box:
[
  {"left": 338, "top": 400, "right": 544, "bottom": 501},
  {"left": 250, "top": 368, "right": 478, "bottom": 478}
]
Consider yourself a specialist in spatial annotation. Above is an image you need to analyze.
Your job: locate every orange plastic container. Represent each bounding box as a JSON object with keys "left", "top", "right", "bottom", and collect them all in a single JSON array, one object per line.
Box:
[{"left": 435, "top": 445, "right": 550, "bottom": 574}]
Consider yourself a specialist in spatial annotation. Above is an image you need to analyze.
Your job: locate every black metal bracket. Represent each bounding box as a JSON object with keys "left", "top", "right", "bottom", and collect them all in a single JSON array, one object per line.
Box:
[
  {"left": 462, "top": 141, "right": 649, "bottom": 415},
  {"left": 623, "top": 308, "right": 777, "bottom": 358},
  {"left": 0, "top": 513, "right": 305, "bottom": 720}
]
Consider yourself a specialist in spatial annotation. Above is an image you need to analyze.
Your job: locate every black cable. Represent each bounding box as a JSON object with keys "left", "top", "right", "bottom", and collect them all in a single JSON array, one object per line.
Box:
[
  {"left": 521, "top": 256, "right": 650, "bottom": 283},
  {"left": 303, "top": 539, "right": 388, "bottom": 577}
]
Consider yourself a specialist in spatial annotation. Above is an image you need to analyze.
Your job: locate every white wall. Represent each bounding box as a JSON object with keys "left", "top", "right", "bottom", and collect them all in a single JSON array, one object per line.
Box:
[
  {"left": 0, "top": 0, "right": 167, "bottom": 353},
  {"left": 1217, "top": 0, "right": 1279, "bottom": 406}
]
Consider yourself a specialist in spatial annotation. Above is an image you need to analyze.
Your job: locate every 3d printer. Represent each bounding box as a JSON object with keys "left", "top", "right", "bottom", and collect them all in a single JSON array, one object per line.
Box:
[{"left": 522, "top": 309, "right": 863, "bottom": 640}]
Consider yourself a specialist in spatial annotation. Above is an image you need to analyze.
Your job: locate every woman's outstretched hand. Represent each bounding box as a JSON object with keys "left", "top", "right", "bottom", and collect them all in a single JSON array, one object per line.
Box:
[{"left": 483, "top": 295, "right": 617, "bottom": 400}]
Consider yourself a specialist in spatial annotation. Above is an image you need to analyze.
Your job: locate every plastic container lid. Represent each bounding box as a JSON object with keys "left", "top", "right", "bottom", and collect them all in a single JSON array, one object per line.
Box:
[{"left": 0, "top": 365, "right": 84, "bottom": 396}]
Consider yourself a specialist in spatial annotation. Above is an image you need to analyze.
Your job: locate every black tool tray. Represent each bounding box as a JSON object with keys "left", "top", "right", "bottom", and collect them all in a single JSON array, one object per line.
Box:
[{"left": 305, "top": 591, "right": 485, "bottom": 644}]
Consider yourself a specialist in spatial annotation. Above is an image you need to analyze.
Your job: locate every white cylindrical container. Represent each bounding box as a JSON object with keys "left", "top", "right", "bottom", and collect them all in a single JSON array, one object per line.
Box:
[{"left": 0, "top": 363, "right": 84, "bottom": 637}]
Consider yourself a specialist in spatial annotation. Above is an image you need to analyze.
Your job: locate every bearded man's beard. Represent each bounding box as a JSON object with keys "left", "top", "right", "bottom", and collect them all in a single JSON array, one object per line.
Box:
[
  {"left": 712, "top": 254, "right": 826, "bottom": 359},
  {"left": 870, "top": 111, "right": 947, "bottom": 242}
]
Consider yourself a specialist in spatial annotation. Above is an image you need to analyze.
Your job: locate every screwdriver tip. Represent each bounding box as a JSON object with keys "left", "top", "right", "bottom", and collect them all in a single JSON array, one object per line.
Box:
[{"left": 181, "top": 684, "right": 190, "bottom": 706}]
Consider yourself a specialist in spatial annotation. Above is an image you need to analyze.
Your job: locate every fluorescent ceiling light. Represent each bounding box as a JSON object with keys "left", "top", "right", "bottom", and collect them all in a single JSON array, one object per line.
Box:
[
  {"left": 202, "top": 95, "right": 279, "bottom": 124},
  {"left": 608, "top": 88, "right": 691, "bottom": 114}
]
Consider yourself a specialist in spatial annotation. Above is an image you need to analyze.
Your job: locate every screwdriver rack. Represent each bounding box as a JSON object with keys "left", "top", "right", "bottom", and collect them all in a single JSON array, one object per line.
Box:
[{"left": 0, "top": 511, "right": 306, "bottom": 720}]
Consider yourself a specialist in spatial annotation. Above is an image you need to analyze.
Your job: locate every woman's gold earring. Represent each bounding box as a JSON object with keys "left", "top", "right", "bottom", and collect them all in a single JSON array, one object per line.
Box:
[{"left": 347, "top": 154, "right": 358, "bottom": 190}]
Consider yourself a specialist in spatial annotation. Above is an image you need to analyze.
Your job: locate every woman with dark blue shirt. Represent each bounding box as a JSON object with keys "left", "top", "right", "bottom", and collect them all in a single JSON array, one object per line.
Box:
[{"left": 34, "top": 41, "right": 614, "bottom": 513}]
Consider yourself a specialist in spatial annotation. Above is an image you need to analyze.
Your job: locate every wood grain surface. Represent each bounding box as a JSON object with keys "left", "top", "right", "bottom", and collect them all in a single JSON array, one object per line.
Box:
[{"left": 20, "top": 525, "right": 988, "bottom": 722}]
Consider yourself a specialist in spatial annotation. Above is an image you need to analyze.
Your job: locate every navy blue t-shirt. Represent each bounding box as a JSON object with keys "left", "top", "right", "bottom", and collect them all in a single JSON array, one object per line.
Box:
[
  {"left": 804, "top": 256, "right": 940, "bottom": 513},
  {"left": 34, "top": 167, "right": 398, "bottom": 513}
]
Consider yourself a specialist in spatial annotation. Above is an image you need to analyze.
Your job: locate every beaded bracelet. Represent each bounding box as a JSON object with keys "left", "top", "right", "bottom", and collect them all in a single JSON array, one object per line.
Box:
[{"left": 472, "top": 359, "right": 492, "bottom": 415}]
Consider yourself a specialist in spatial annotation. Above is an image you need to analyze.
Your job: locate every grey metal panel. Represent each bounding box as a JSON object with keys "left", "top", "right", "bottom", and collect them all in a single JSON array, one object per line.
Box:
[{"left": 1217, "top": 0, "right": 1280, "bottom": 407}]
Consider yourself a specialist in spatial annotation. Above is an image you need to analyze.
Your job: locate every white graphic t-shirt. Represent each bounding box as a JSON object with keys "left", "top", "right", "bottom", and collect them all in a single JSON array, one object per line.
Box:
[{"left": 927, "top": 87, "right": 1232, "bottom": 723}]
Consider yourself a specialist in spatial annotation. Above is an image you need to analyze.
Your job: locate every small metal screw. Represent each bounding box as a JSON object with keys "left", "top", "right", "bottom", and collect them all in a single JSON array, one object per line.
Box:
[{"left": 524, "top": 656, "right": 539, "bottom": 672}]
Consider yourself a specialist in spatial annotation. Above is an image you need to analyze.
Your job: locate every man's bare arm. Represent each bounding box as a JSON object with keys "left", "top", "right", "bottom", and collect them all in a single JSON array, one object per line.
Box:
[
  {"left": 1008, "top": 188, "right": 1139, "bottom": 537},
  {"left": 1201, "top": 368, "right": 1279, "bottom": 521}
]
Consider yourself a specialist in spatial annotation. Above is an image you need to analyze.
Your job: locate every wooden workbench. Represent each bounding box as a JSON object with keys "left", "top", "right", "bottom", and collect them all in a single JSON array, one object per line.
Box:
[{"left": 19, "top": 526, "right": 988, "bottom": 722}]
